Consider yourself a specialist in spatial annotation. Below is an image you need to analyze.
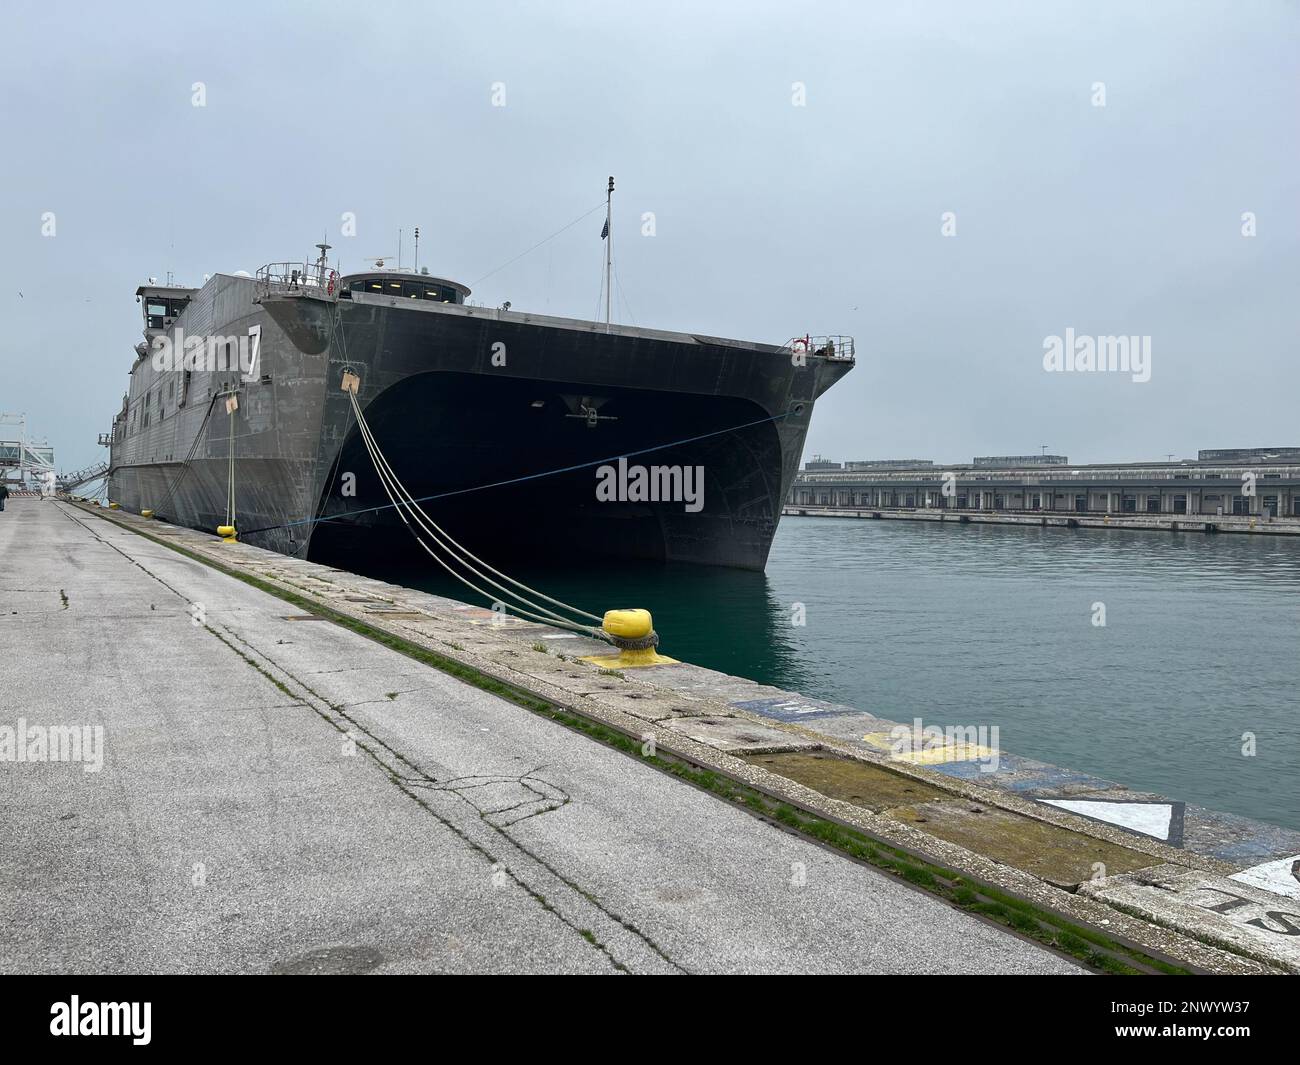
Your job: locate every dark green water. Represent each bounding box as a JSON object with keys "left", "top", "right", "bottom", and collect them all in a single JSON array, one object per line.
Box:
[{"left": 351, "top": 517, "right": 1300, "bottom": 832}]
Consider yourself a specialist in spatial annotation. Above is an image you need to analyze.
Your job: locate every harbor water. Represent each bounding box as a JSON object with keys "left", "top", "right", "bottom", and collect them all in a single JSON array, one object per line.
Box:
[{"left": 342, "top": 517, "right": 1300, "bottom": 832}]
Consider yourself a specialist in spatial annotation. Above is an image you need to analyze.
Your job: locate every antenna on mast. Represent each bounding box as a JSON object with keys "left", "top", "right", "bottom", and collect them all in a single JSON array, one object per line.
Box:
[
  {"left": 315, "top": 241, "right": 332, "bottom": 283},
  {"left": 604, "top": 176, "right": 614, "bottom": 333},
  {"left": 414, "top": 227, "right": 420, "bottom": 273}
]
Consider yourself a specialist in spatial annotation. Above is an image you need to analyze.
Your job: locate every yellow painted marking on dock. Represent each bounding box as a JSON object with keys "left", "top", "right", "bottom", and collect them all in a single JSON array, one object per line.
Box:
[
  {"left": 861, "top": 731, "right": 997, "bottom": 765},
  {"left": 579, "top": 651, "right": 678, "bottom": 669}
]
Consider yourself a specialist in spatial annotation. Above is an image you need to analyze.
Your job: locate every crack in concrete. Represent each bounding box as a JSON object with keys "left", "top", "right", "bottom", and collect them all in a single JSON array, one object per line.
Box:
[
  {"left": 204, "top": 605, "right": 683, "bottom": 973},
  {"left": 408, "top": 767, "right": 571, "bottom": 827},
  {"left": 54, "top": 505, "right": 690, "bottom": 974}
]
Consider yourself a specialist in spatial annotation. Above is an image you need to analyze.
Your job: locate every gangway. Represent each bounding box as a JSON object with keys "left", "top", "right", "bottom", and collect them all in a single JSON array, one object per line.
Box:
[{"left": 58, "top": 460, "right": 110, "bottom": 493}]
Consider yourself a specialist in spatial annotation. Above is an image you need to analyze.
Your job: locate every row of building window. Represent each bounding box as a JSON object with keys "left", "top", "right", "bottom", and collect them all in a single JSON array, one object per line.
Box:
[{"left": 798, "top": 491, "right": 1299, "bottom": 517}]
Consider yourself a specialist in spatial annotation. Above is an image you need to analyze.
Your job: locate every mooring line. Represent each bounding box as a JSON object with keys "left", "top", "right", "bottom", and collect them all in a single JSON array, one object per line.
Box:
[
  {"left": 346, "top": 389, "right": 607, "bottom": 636},
  {"left": 239, "top": 407, "right": 793, "bottom": 537}
]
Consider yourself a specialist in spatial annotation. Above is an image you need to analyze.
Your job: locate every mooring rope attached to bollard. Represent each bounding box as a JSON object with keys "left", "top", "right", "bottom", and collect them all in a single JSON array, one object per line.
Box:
[
  {"left": 225, "top": 399, "right": 237, "bottom": 531},
  {"left": 346, "top": 388, "right": 611, "bottom": 640}
]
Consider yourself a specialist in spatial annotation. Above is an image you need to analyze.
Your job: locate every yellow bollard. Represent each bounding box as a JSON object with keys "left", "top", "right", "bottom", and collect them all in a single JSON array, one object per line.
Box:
[
  {"left": 580, "top": 609, "right": 677, "bottom": 669},
  {"left": 216, "top": 525, "right": 237, "bottom": 543},
  {"left": 108, "top": 502, "right": 120, "bottom": 509},
  {"left": 141, "top": 509, "right": 154, "bottom": 519}
]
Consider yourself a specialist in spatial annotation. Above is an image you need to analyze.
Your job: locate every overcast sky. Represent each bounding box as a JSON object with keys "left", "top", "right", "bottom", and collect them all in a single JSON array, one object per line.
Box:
[{"left": 2, "top": 0, "right": 1296, "bottom": 472}]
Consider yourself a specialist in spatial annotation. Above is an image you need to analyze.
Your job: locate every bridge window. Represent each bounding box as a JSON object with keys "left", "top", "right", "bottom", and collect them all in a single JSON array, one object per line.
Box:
[
  {"left": 145, "top": 296, "right": 189, "bottom": 330},
  {"left": 347, "top": 277, "right": 462, "bottom": 304}
]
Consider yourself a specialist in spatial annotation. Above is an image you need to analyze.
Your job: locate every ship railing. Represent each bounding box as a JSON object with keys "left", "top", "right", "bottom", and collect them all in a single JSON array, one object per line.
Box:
[
  {"left": 255, "top": 262, "right": 341, "bottom": 302},
  {"left": 785, "top": 335, "right": 855, "bottom": 360}
]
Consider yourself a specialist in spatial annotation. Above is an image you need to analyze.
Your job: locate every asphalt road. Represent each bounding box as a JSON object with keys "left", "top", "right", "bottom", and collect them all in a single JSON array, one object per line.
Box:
[{"left": 0, "top": 500, "right": 1081, "bottom": 974}]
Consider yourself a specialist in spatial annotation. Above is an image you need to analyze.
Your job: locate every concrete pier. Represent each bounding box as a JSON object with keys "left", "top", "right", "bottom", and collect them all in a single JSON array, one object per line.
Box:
[
  {"left": 6, "top": 496, "right": 1297, "bottom": 974},
  {"left": 0, "top": 498, "right": 1081, "bottom": 975}
]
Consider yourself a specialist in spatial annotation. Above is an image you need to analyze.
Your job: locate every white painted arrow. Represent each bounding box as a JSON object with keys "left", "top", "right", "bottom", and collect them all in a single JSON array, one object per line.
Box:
[
  {"left": 1230, "top": 855, "right": 1300, "bottom": 901},
  {"left": 1040, "top": 798, "right": 1176, "bottom": 841}
]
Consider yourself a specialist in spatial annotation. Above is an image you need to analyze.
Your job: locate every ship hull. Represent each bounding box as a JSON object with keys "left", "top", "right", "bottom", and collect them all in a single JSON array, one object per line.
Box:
[
  {"left": 110, "top": 272, "right": 852, "bottom": 571},
  {"left": 308, "top": 369, "right": 786, "bottom": 569}
]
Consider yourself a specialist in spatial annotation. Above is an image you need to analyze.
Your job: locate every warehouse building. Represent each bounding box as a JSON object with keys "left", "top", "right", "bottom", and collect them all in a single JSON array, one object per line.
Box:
[{"left": 790, "top": 448, "right": 1300, "bottom": 518}]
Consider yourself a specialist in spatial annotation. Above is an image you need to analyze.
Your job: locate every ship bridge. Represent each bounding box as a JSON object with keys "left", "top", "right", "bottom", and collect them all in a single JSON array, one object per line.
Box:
[
  {"left": 135, "top": 283, "right": 196, "bottom": 354},
  {"left": 256, "top": 246, "right": 470, "bottom": 306},
  {"left": 339, "top": 269, "right": 469, "bottom": 305}
]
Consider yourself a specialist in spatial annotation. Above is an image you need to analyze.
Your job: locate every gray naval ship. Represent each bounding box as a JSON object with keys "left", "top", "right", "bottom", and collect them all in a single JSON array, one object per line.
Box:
[{"left": 109, "top": 246, "right": 853, "bottom": 570}]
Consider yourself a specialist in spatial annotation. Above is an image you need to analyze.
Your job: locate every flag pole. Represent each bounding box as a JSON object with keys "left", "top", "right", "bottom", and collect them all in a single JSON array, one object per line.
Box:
[{"left": 604, "top": 175, "right": 614, "bottom": 333}]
